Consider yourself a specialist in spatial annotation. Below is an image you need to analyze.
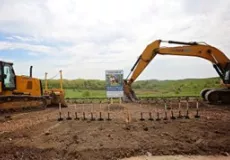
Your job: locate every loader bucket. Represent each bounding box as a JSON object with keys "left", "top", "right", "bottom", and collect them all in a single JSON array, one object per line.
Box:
[{"left": 44, "top": 89, "right": 68, "bottom": 107}]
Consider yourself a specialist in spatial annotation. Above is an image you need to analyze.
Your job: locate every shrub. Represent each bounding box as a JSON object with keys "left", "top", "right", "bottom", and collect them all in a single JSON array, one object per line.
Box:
[{"left": 82, "top": 91, "right": 90, "bottom": 97}]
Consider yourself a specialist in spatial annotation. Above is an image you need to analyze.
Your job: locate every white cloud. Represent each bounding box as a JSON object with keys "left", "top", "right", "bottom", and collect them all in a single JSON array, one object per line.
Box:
[
  {"left": 0, "top": 0, "right": 230, "bottom": 81},
  {"left": 0, "top": 41, "right": 58, "bottom": 54}
]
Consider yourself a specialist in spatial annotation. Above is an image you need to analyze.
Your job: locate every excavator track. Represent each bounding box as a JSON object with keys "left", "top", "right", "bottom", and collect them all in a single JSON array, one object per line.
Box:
[
  {"left": 0, "top": 95, "right": 49, "bottom": 115},
  {"left": 205, "top": 88, "right": 230, "bottom": 104},
  {"left": 200, "top": 88, "right": 213, "bottom": 100}
]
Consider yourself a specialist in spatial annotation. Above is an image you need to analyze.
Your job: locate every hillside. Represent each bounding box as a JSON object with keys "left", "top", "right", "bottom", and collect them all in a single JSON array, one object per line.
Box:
[{"left": 42, "top": 77, "right": 222, "bottom": 98}]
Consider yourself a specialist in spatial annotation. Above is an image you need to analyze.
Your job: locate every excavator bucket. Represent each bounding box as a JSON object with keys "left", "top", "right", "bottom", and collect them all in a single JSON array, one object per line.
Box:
[
  {"left": 43, "top": 70, "right": 68, "bottom": 108},
  {"left": 123, "top": 80, "right": 138, "bottom": 102}
]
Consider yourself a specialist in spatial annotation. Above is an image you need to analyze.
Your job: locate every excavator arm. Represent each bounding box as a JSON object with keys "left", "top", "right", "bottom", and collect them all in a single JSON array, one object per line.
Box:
[{"left": 124, "top": 40, "right": 230, "bottom": 104}]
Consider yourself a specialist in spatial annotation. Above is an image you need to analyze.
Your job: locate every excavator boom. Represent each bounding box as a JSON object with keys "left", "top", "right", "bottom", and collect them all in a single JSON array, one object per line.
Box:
[{"left": 124, "top": 40, "right": 230, "bottom": 104}]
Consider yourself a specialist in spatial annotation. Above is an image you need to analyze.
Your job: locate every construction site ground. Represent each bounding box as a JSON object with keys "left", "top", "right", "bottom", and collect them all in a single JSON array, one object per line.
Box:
[{"left": 0, "top": 101, "right": 230, "bottom": 160}]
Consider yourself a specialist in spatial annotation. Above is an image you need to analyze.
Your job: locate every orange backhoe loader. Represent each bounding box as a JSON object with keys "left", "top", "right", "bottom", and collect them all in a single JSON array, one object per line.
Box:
[
  {"left": 0, "top": 60, "right": 67, "bottom": 113},
  {"left": 124, "top": 40, "right": 230, "bottom": 104}
]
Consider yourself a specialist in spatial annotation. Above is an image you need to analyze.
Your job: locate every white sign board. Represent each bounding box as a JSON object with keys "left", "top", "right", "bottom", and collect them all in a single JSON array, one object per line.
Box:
[{"left": 105, "top": 70, "right": 124, "bottom": 98}]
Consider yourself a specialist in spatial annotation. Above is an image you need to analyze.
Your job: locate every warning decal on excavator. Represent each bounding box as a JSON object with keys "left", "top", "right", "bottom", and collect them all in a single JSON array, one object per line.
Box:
[
  {"left": 105, "top": 70, "right": 124, "bottom": 98},
  {"left": 170, "top": 48, "right": 191, "bottom": 52}
]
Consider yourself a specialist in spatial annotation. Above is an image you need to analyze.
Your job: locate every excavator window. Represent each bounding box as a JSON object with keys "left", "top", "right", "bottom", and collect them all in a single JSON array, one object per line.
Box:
[
  {"left": 224, "top": 70, "right": 230, "bottom": 84},
  {"left": 3, "top": 63, "right": 16, "bottom": 89}
]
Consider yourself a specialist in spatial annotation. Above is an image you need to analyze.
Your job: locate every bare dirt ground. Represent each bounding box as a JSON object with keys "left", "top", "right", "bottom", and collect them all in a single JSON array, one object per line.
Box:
[
  {"left": 0, "top": 101, "right": 230, "bottom": 160},
  {"left": 122, "top": 155, "right": 230, "bottom": 160}
]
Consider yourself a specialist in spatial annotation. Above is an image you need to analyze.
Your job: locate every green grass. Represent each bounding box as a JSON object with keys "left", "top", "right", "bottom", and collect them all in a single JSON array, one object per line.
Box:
[
  {"left": 60, "top": 77, "right": 222, "bottom": 98},
  {"left": 64, "top": 88, "right": 203, "bottom": 99},
  {"left": 134, "top": 90, "right": 200, "bottom": 97},
  {"left": 65, "top": 89, "right": 106, "bottom": 98}
]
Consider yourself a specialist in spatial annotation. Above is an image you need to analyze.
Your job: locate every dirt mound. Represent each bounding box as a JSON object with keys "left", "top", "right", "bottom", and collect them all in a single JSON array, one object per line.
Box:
[
  {"left": 122, "top": 155, "right": 230, "bottom": 160},
  {"left": 0, "top": 145, "right": 63, "bottom": 160},
  {"left": 1, "top": 144, "right": 229, "bottom": 160}
]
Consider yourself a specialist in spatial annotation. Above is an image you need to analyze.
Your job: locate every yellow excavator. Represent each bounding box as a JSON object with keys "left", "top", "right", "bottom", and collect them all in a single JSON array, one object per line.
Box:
[
  {"left": 0, "top": 60, "right": 67, "bottom": 113},
  {"left": 123, "top": 40, "right": 230, "bottom": 104}
]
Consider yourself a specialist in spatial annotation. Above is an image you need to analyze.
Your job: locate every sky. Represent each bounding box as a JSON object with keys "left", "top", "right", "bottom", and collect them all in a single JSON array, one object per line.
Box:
[{"left": 0, "top": 0, "right": 230, "bottom": 80}]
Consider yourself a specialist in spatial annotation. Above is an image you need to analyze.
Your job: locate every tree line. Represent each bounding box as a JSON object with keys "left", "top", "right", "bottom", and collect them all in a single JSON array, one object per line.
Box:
[{"left": 41, "top": 77, "right": 220, "bottom": 91}]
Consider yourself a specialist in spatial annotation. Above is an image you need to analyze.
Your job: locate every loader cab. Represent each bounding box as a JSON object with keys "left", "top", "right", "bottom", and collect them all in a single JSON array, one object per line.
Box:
[{"left": 0, "top": 61, "right": 16, "bottom": 90}]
